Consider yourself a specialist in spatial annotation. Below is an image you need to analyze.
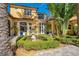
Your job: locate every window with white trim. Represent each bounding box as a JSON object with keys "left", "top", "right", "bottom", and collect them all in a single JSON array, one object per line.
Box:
[{"left": 24, "top": 9, "right": 31, "bottom": 16}]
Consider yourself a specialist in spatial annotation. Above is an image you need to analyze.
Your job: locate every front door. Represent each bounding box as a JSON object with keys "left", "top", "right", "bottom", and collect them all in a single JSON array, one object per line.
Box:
[
  {"left": 19, "top": 22, "right": 27, "bottom": 36},
  {"left": 39, "top": 23, "right": 45, "bottom": 34}
]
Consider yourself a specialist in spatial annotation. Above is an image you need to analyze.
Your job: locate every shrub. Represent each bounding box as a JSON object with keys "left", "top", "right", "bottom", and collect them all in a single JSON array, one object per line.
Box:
[
  {"left": 54, "top": 35, "right": 79, "bottom": 46},
  {"left": 23, "top": 40, "right": 44, "bottom": 50},
  {"left": 72, "top": 38, "right": 79, "bottom": 46},
  {"left": 62, "top": 38, "right": 73, "bottom": 44},
  {"left": 56, "top": 36, "right": 75, "bottom": 44},
  {"left": 49, "top": 40, "right": 60, "bottom": 48},
  {"left": 23, "top": 40, "right": 60, "bottom": 50},
  {"left": 16, "top": 34, "right": 60, "bottom": 50},
  {"left": 16, "top": 36, "right": 27, "bottom": 47},
  {"left": 16, "top": 36, "right": 23, "bottom": 42},
  {"left": 37, "top": 34, "right": 53, "bottom": 41},
  {"left": 26, "top": 36, "right": 32, "bottom": 41},
  {"left": 16, "top": 38, "right": 25, "bottom": 47}
]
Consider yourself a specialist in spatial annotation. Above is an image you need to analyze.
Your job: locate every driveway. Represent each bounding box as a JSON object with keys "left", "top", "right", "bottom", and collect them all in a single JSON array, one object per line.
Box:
[{"left": 35, "top": 45, "right": 79, "bottom": 56}]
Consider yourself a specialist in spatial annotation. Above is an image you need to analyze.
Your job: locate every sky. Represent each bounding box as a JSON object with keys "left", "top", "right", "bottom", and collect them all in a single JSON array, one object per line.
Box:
[{"left": 8, "top": 3, "right": 50, "bottom": 16}]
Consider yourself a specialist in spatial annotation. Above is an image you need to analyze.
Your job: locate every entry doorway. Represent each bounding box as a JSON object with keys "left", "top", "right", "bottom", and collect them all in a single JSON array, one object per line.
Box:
[{"left": 19, "top": 22, "right": 27, "bottom": 36}]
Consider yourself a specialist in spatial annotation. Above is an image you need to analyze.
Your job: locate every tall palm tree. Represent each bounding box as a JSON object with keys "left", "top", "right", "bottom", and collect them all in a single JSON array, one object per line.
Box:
[
  {"left": 0, "top": 3, "right": 13, "bottom": 56},
  {"left": 48, "top": 3, "right": 76, "bottom": 35}
]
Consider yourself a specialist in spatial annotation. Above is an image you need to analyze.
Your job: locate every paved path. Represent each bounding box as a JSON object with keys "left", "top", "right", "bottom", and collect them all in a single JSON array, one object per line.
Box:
[
  {"left": 10, "top": 36, "right": 18, "bottom": 46},
  {"left": 35, "top": 45, "right": 79, "bottom": 56}
]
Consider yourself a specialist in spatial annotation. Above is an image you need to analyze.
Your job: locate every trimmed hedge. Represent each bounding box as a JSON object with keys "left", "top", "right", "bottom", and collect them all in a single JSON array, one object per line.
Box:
[
  {"left": 16, "top": 34, "right": 60, "bottom": 50},
  {"left": 16, "top": 36, "right": 23, "bottom": 42},
  {"left": 16, "top": 37, "right": 25, "bottom": 47},
  {"left": 23, "top": 40, "right": 60, "bottom": 50},
  {"left": 37, "top": 34, "right": 53, "bottom": 41}
]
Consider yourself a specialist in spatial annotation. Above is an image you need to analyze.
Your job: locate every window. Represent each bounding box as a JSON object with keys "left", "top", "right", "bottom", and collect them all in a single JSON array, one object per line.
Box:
[
  {"left": 24, "top": 9, "right": 31, "bottom": 16},
  {"left": 39, "top": 23, "right": 45, "bottom": 33},
  {"left": 42, "top": 23, "right": 45, "bottom": 33},
  {"left": 20, "top": 22, "right": 27, "bottom": 32},
  {"left": 68, "top": 24, "right": 71, "bottom": 29},
  {"left": 39, "top": 23, "right": 41, "bottom": 33},
  {"left": 29, "top": 23, "right": 32, "bottom": 34},
  {"left": 38, "top": 13, "right": 44, "bottom": 19}
]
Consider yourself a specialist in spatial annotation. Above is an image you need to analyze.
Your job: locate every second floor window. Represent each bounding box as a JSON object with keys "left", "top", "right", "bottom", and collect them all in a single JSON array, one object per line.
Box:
[
  {"left": 24, "top": 9, "right": 31, "bottom": 16},
  {"left": 38, "top": 13, "right": 44, "bottom": 19}
]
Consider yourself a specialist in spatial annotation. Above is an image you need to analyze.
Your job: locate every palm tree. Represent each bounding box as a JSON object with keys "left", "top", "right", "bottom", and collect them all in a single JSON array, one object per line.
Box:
[
  {"left": 48, "top": 3, "right": 76, "bottom": 36},
  {"left": 0, "top": 3, "right": 13, "bottom": 56}
]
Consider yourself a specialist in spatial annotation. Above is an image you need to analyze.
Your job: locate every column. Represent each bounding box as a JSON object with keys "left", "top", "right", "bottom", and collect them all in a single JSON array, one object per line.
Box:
[{"left": 27, "top": 22, "right": 30, "bottom": 36}]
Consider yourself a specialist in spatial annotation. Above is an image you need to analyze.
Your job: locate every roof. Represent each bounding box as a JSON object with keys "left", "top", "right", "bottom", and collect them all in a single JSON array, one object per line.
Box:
[
  {"left": 10, "top": 4, "right": 37, "bottom": 10},
  {"left": 69, "top": 16, "right": 77, "bottom": 22},
  {"left": 37, "top": 12, "right": 47, "bottom": 15}
]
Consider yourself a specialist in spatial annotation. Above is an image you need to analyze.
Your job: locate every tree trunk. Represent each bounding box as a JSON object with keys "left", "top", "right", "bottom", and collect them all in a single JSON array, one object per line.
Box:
[
  {"left": 0, "top": 3, "right": 13, "bottom": 56},
  {"left": 76, "top": 4, "right": 79, "bottom": 36},
  {"left": 62, "top": 22, "right": 68, "bottom": 35}
]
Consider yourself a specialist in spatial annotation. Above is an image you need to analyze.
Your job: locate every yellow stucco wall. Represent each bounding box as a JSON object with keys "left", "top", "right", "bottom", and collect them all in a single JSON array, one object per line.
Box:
[
  {"left": 67, "top": 16, "right": 77, "bottom": 35},
  {"left": 48, "top": 19, "right": 57, "bottom": 35},
  {"left": 9, "top": 4, "right": 41, "bottom": 36},
  {"left": 10, "top": 4, "right": 37, "bottom": 19}
]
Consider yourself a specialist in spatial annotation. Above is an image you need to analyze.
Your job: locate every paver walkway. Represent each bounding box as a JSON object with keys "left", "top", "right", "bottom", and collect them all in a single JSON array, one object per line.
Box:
[
  {"left": 10, "top": 36, "right": 18, "bottom": 46},
  {"left": 35, "top": 45, "right": 79, "bottom": 56}
]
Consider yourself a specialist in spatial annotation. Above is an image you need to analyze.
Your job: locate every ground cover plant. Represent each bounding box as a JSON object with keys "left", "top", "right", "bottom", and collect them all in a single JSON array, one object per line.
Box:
[{"left": 54, "top": 35, "right": 79, "bottom": 46}]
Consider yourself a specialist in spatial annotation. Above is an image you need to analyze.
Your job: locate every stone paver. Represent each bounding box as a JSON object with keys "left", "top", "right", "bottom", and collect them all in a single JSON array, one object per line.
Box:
[{"left": 35, "top": 45, "right": 79, "bottom": 56}]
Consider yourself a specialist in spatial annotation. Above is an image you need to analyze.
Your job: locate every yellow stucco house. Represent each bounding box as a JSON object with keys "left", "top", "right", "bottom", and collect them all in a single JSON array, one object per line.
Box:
[
  {"left": 8, "top": 4, "right": 47, "bottom": 36},
  {"left": 67, "top": 16, "right": 77, "bottom": 35},
  {"left": 8, "top": 4, "right": 76, "bottom": 36},
  {"left": 47, "top": 17, "right": 57, "bottom": 35}
]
